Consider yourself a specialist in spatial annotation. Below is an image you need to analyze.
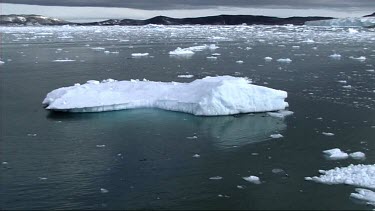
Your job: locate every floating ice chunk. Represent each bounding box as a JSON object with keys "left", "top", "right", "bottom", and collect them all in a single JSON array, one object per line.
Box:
[
  {"left": 100, "top": 188, "right": 109, "bottom": 193},
  {"left": 169, "top": 47, "right": 195, "bottom": 56},
  {"left": 169, "top": 44, "right": 218, "bottom": 56},
  {"left": 270, "top": 134, "right": 283, "bottom": 139},
  {"left": 178, "top": 74, "right": 194, "bottom": 78},
  {"left": 349, "top": 56, "right": 366, "bottom": 61},
  {"left": 0, "top": 60, "right": 5, "bottom": 64},
  {"left": 43, "top": 76, "right": 289, "bottom": 116},
  {"left": 212, "top": 53, "right": 221, "bottom": 56},
  {"left": 267, "top": 110, "right": 294, "bottom": 118},
  {"left": 131, "top": 53, "right": 149, "bottom": 57},
  {"left": 209, "top": 176, "right": 223, "bottom": 180},
  {"left": 186, "top": 135, "right": 198, "bottom": 139},
  {"left": 303, "top": 39, "right": 315, "bottom": 43},
  {"left": 243, "top": 176, "right": 261, "bottom": 184},
  {"left": 349, "top": 152, "right": 365, "bottom": 159},
  {"left": 264, "top": 57, "right": 273, "bottom": 61},
  {"left": 96, "top": 145, "right": 106, "bottom": 148},
  {"left": 2, "top": 161, "right": 8, "bottom": 165},
  {"left": 337, "top": 80, "right": 347, "bottom": 84},
  {"left": 342, "top": 85, "right": 352, "bottom": 89},
  {"left": 350, "top": 188, "right": 375, "bottom": 206},
  {"left": 91, "top": 47, "right": 105, "bottom": 50},
  {"left": 348, "top": 28, "right": 359, "bottom": 33},
  {"left": 322, "top": 132, "right": 335, "bottom": 136},
  {"left": 39, "top": 177, "right": 48, "bottom": 180},
  {"left": 366, "top": 69, "right": 374, "bottom": 72},
  {"left": 104, "top": 51, "right": 110, "bottom": 54},
  {"left": 277, "top": 58, "right": 292, "bottom": 63},
  {"left": 305, "top": 164, "right": 375, "bottom": 189},
  {"left": 207, "top": 56, "right": 217, "bottom": 60},
  {"left": 52, "top": 59, "right": 75, "bottom": 62},
  {"left": 192, "top": 154, "right": 200, "bottom": 158},
  {"left": 329, "top": 54, "right": 342, "bottom": 59},
  {"left": 323, "top": 148, "right": 349, "bottom": 160},
  {"left": 236, "top": 60, "right": 244, "bottom": 64}
]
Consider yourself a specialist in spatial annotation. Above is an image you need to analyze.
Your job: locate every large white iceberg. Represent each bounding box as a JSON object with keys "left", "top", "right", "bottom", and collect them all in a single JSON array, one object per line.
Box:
[{"left": 42, "top": 76, "right": 289, "bottom": 116}]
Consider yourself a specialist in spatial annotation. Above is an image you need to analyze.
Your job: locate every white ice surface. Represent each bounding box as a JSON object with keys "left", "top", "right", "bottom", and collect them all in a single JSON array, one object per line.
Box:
[
  {"left": 305, "top": 164, "right": 375, "bottom": 189},
  {"left": 169, "top": 44, "right": 218, "bottom": 56},
  {"left": 277, "top": 58, "right": 292, "bottom": 63},
  {"left": 131, "top": 53, "right": 149, "bottom": 57},
  {"left": 349, "top": 152, "right": 366, "bottom": 159},
  {"left": 243, "top": 176, "right": 261, "bottom": 184},
  {"left": 42, "top": 76, "right": 289, "bottom": 116},
  {"left": 323, "top": 148, "right": 349, "bottom": 160},
  {"left": 350, "top": 188, "right": 375, "bottom": 206},
  {"left": 270, "top": 134, "right": 284, "bottom": 139},
  {"left": 267, "top": 110, "right": 294, "bottom": 118}
]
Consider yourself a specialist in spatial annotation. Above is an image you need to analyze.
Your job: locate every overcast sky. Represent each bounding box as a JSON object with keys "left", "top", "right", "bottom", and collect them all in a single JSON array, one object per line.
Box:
[{"left": 2, "top": 0, "right": 374, "bottom": 22}]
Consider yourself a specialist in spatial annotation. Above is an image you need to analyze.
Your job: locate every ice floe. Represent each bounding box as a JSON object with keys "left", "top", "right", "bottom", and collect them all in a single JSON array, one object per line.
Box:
[
  {"left": 350, "top": 188, "right": 375, "bottom": 206},
  {"left": 270, "top": 134, "right": 284, "bottom": 139},
  {"left": 305, "top": 164, "right": 375, "bottom": 189},
  {"left": 131, "top": 53, "right": 149, "bottom": 57},
  {"left": 243, "top": 176, "right": 261, "bottom": 184},
  {"left": 349, "top": 152, "right": 366, "bottom": 159},
  {"left": 277, "top": 58, "right": 292, "bottom": 63},
  {"left": 52, "top": 59, "right": 75, "bottom": 62},
  {"left": 323, "top": 148, "right": 348, "bottom": 160},
  {"left": 169, "top": 44, "right": 218, "bottom": 56},
  {"left": 267, "top": 110, "right": 294, "bottom": 118},
  {"left": 43, "top": 76, "right": 289, "bottom": 116},
  {"left": 177, "top": 74, "right": 194, "bottom": 78}
]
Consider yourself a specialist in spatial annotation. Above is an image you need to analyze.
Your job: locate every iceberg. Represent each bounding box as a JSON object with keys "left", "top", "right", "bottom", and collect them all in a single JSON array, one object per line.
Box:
[
  {"left": 305, "top": 17, "right": 375, "bottom": 27},
  {"left": 42, "top": 76, "right": 289, "bottom": 116},
  {"left": 169, "top": 44, "right": 218, "bottom": 56}
]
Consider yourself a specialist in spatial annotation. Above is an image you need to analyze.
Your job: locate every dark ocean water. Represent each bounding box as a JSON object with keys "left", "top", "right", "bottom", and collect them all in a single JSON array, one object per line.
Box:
[{"left": 1, "top": 25, "right": 374, "bottom": 210}]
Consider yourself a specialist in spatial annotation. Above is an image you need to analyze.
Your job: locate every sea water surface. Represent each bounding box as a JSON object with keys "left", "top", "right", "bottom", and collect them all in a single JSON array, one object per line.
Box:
[{"left": 1, "top": 25, "right": 375, "bottom": 210}]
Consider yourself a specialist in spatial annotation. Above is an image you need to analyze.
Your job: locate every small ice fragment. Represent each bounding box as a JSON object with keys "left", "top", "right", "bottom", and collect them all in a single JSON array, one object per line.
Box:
[
  {"left": 237, "top": 185, "right": 245, "bottom": 189},
  {"left": 349, "top": 56, "right": 366, "bottom": 61},
  {"left": 342, "top": 85, "right": 352, "bottom": 89},
  {"left": 236, "top": 60, "right": 244, "bottom": 64},
  {"left": 348, "top": 28, "right": 359, "bottom": 33},
  {"left": 192, "top": 154, "right": 200, "bottom": 158},
  {"left": 0, "top": 61, "right": 5, "bottom": 64},
  {"left": 2, "top": 161, "right": 8, "bottom": 165},
  {"left": 277, "top": 58, "right": 292, "bottom": 63},
  {"left": 329, "top": 54, "right": 341, "bottom": 59},
  {"left": 91, "top": 47, "right": 105, "bottom": 50},
  {"left": 131, "top": 53, "right": 149, "bottom": 57},
  {"left": 27, "top": 133, "right": 37, "bottom": 136},
  {"left": 177, "top": 74, "right": 194, "bottom": 78},
  {"left": 169, "top": 47, "right": 194, "bottom": 55},
  {"left": 267, "top": 110, "right": 294, "bottom": 118},
  {"left": 39, "top": 177, "right": 48, "bottom": 180},
  {"left": 365, "top": 69, "right": 374, "bottom": 72},
  {"left": 322, "top": 132, "right": 335, "bottom": 136},
  {"left": 270, "top": 134, "right": 283, "bottom": 139},
  {"left": 349, "top": 152, "right": 365, "bottom": 159},
  {"left": 242, "top": 176, "right": 261, "bottom": 184},
  {"left": 96, "top": 145, "right": 106, "bottom": 148},
  {"left": 104, "top": 51, "right": 110, "bottom": 54},
  {"left": 52, "top": 59, "right": 75, "bottom": 62},
  {"left": 323, "top": 148, "right": 348, "bottom": 160},
  {"left": 187, "top": 135, "right": 198, "bottom": 139},
  {"left": 212, "top": 53, "right": 221, "bottom": 56},
  {"left": 207, "top": 56, "right": 217, "bottom": 60},
  {"left": 100, "top": 188, "right": 109, "bottom": 193},
  {"left": 337, "top": 80, "right": 347, "bottom": 84},
  {"left": 264, "top": 57, "right": 273, "bottom": 61},
  {"left": 209, "top": 176, "right": 223, "bottom": 180}
]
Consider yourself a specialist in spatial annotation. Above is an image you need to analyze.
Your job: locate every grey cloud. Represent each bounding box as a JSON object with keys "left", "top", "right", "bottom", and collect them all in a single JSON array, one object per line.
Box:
[{"left": 3, "top": 0, "right": 375, "bottom": 10}]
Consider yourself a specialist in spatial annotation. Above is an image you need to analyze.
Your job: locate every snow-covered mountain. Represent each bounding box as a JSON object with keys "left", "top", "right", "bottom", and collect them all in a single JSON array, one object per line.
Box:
[{"left": 0, "top": 15, "right": 70, "bottom": 26}]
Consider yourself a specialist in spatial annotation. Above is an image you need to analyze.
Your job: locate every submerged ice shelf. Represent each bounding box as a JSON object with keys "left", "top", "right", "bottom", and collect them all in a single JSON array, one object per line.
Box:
[{"left": 42, "top": 76, "right": 289, "bottom": 116}]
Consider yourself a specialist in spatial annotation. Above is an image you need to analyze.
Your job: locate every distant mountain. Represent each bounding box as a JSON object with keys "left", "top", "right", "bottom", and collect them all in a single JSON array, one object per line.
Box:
[
  {"left": 81, "top": 15, "right": 334, "bottom": 26},
  {"left": 1, "top": 14, "right": 334, "bottom": 26},
  {"left": 0, "top": 14, "right": 71, "bottom": 25},
  {"left": 363, "top": 12, "right": 375, "bottom": 17}
]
